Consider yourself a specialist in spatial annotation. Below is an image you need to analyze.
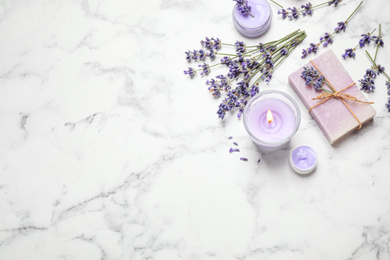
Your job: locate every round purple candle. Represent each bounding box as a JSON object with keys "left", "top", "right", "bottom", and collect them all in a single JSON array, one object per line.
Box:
[
  {"left": 290, "top": 146, "right": 317, "bottom": 174},
  {"left": 232, "top": 0, "right": 272, "bottom": 38},
  {"left": 243, "top": 90, "right": 301, "bottom": 149}
]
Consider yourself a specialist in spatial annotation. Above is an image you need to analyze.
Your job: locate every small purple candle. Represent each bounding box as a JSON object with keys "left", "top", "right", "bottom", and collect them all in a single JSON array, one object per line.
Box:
[
  {"left": 290, "top": 146, "right": 318, "bottom": 174},
  {"left": 232, "top": 0, "right": 272, "bottom": 38},
  {"left": 243, "top": 90, "right": 301, "bottom": 149}
]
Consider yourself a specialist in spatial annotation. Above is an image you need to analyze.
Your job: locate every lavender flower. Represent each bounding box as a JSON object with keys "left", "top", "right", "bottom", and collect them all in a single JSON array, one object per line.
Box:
[
  {"left": 277, "top": 9, "right": 288, "bottom": 19},
  {"left": 301, "top": 2, "right": 313, "bottom": 16},
  {"left": 280, "top": 48, "right": 288, "bottom": 56},
  {"left": 198, "top": 49, "right": 206, "bottom": 61},
  {"left": 301, "top": 49, "right": 308, "bottom": 59},
  {"left": 300, "top": 66, "right": 327, "bottom": 91},
  {"left": 386, "top": 98, "right": 390, "bottom": 112},
  {"left": 198, "top": 63, "right": 210, "bottom": 76},
  {"left": 334, "top": 21, "right": 347, "bottom": 33},
  {"left": 372, "top": 35, "right": 384, "bottom": 47},
  {"left": 250, "top": 84, "right": 259, "bottom": 97},
  {"left": 328, "top": 0, "right": 341, "bottom": 7},
  {"left": 313, "top": 75, "right": 326, "bottom": 91},
  {"left": 201, "top": 37, "right": 221, "bottom": 50},
  {"left": 359, "top": 74, "right": 375, "bottom": 93},
  {"left": 288, "top": 7, "right": 299, "bottom": 19},
  {"left": 320, "top": 33, "right": 333, "bottom": 47},
  {"left": 206, "top": 79, "right": 221, "bottom": 97},
  {"left": 207, "top": 50, "right": 216, "bottom": 60},
  {"left": 365, "top": 69, "right": 377, "bottom": 79},
  {"left": 235, "top": 41, "right": 246, "bottom": 54},
  {"left": 185, "top": 50, "right": 192, "bottom": 62},
  {"left": 234, "top": 0, "right": 252, "bottom": 17},
  {"left": 359, "top": 33, "right": 371, "bottom": 48},
  {"left": 184, "top": 67, "right": 196, "bottom": 78},
  {"left": 377, "top": 65, "right": 385, "bottom": 75},
  {"left": 342, "top": 48, "right": 356, "bottom": 59},
  {"left": 307, "top": 43, "right": 318, "bottom": 54},
  {"left": 387, "top": 80, "right": 390, "bottom": 95}
]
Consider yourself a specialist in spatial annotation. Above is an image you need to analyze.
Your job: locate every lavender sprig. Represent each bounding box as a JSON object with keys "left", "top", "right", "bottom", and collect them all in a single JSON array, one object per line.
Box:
[
  {"left": 361, "top": 49, "right": 390, "bottom": 111},
  {"left": 275, "top": 0, "right": 343, "bottom": 20},
  {"left": 359, "top": 25, "right": 388, "bottom": 94},
  {"left": 233, "top": 0, "right": 254, "bottom": 18},
  {"left": 300, "top": 66, "right": 332, "bottom": 93},
  {"left": 301, "top": 1, "right": 363, "bottom": 58},
  {"left": 183, "top": 29, "right": 307, "bottom": 119},
  {"left": 341, "top": 28, "right": 376, "bottom": 59}
]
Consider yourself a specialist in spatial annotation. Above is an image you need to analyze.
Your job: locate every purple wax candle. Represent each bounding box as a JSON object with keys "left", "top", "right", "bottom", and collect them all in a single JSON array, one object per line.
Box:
[
  {"left": 243, "top": 90, "right": 301, "bottom": 149},
  {"left": 290, "top": 146, "right": 317, "bottom": 174},
  {"left": 232, "top": 0, "right": 272, "bottom": 38}
]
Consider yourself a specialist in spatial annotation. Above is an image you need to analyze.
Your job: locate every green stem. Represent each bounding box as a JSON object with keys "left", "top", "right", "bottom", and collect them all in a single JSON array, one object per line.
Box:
[
  {"left": 345, "top": 1, "right": 363, "bottom": 23},
  {"left": 312, "top": 2, "right": 332, "bottom": 9},
  {"left": 268, "top": 0, "right": 283, "bottom": 9},
  {"left": 373, "top": 24, "right": 381, "bottom": 63},
  {"left": 365, "top": 50, "right": 390, "bottom": 80}
]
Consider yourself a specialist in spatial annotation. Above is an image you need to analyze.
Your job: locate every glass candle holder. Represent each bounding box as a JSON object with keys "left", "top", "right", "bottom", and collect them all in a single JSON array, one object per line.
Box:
[
  {"left": 232, "top": 0, "right": 272, "bottom": 38},
  {"left": 243, "top": 90, "right": 301, "bottom": 150}
]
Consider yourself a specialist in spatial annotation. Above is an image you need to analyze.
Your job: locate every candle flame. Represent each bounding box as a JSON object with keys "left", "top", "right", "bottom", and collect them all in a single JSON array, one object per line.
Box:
[{"left": 267, "top": 110, "right": 273, "bottom": 124}]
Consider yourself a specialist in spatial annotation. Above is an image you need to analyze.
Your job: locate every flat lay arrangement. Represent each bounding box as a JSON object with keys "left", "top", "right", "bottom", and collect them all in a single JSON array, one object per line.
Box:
[{"left": 1, "top": 0, "right": 390, "bottom": 259}]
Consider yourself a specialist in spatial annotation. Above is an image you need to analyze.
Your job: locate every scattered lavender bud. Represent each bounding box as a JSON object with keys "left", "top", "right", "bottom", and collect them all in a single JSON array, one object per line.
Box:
[
  {"left": 233, "top": 142, "right": 239, "bottom": 146},
  {"left": 228, "top": 136, "right": 233, "bottom": 139},
  {"left": 240, "top": 157, "right": 248, "bottom": 161},
  {"left": 229, "top": 147, "right": 240, "bottom": 153}
]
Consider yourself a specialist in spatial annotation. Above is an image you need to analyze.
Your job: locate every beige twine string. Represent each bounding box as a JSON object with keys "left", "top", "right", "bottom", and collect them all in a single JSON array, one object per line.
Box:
[{"left": 307, "top": 60, "right": 374, "bottom": 129}]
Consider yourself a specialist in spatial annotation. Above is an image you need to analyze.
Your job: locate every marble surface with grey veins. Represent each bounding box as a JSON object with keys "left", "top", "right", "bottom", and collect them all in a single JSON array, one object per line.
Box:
[{"left": 0, "top": 0, "right": 390, "bottom": 259}]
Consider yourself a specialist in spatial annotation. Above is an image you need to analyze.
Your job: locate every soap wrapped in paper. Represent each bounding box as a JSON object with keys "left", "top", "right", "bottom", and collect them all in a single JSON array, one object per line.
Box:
[{"left": 288, "top": 50, "right": 376, "bottom": 144}]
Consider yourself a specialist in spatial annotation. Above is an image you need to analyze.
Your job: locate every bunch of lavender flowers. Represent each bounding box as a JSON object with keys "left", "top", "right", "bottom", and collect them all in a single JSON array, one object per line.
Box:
[
  {"left": 300, "top": 66, "right": 332, "bottom": 93},
  {"left": 301, "top": 1, "right": 363, "bottom": 59},
  {"left": 233, "top": 0, "right": 253, "bottom": 17},
  {"left": 273, "top": 0, "right": 343, "bottom": 20},
  {"left": 183, "top": 29, "right": 307, "bottom": 119}
]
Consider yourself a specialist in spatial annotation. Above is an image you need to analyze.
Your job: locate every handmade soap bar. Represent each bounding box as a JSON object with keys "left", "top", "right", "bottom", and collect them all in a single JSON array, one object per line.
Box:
[{"left": 288, "top": 49, "right": 376, "bottom": 144}]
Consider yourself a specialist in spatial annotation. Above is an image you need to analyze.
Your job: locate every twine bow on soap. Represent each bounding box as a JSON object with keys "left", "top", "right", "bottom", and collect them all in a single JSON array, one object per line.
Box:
[{"left": 308, "top": 60, "right": 374, "bottom": 129}]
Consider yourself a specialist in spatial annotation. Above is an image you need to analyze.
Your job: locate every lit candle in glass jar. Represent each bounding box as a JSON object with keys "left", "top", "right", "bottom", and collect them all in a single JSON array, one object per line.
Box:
[{"left": 243, "top": 90, "right": 301, "bottom": 150}]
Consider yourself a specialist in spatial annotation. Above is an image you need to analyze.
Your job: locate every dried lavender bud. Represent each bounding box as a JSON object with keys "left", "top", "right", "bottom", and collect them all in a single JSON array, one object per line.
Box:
[{"left": 229, "top": 148, "right": 240, "bottom": 153}]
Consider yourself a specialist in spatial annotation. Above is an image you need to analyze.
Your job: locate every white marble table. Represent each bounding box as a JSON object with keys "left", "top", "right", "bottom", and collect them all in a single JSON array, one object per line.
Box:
[{"left": 1, "top": 0, "right": 390, "bottom": 259}]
